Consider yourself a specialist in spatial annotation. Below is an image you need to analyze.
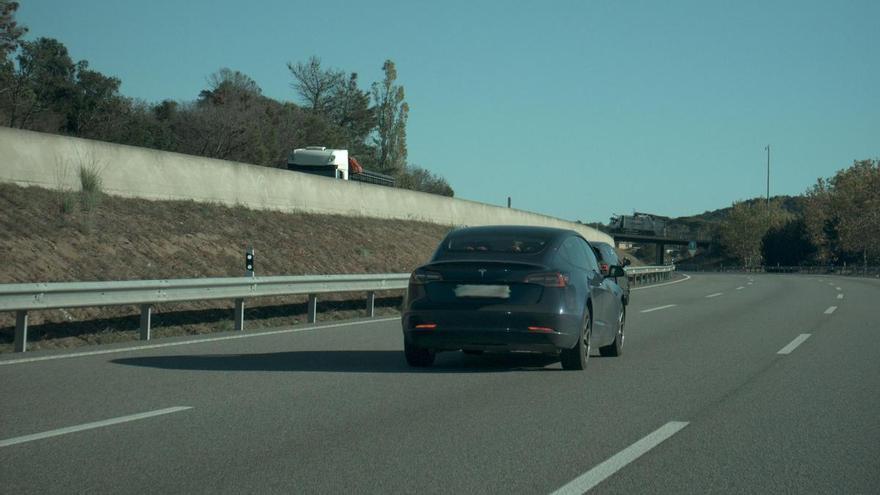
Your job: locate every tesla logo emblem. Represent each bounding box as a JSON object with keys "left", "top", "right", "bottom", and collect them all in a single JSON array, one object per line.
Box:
[{"left": 478, "top": 269, "right": 487, "bottom": 277}]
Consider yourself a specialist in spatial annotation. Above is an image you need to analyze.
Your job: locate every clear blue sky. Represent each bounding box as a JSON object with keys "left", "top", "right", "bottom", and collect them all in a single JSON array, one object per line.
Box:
[{"left": 17, "top": 0, "right": 879, "bottom": 223}]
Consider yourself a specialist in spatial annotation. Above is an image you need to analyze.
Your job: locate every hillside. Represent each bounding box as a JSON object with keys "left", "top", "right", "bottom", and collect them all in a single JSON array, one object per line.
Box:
[
  {"left": 667, "top": 195, "right": 806, "bottom": 232},
  {"left": 0, "top": 183, "right": 453, "bottom": 351}
]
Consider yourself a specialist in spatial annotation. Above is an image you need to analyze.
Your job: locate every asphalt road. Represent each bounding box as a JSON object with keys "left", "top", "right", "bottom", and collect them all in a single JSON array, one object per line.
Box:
[{"left": 1, "top": 273, "right": 878, "bottom": 494}]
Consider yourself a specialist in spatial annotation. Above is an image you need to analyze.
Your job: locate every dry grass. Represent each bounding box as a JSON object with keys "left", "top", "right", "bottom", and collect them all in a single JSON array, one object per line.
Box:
[{"left": 0, "top": 183, "right": 453, "bottom": 352}]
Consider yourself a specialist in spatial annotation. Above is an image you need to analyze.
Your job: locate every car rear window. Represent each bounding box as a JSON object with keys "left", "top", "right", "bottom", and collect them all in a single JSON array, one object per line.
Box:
[{"left": 442, "top": 234, "right": 550, "bottom": 254}]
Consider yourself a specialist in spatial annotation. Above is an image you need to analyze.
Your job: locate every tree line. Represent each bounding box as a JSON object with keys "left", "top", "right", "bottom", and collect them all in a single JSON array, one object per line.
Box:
[
  {"left": 717, "top": 159, "right": 879, "bottom": 268},
  {"left": 0, "top": 2, "right": 453, "bottom": 196}
]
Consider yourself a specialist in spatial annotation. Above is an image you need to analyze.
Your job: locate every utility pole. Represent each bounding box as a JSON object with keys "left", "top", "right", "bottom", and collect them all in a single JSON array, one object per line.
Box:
[{"left": 765, "top": 145, "right": 770, "bottom": 209}]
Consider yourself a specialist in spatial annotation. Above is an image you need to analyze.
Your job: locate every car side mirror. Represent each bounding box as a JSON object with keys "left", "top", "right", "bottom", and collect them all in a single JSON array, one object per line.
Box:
[{"left": 606, "top": 265, "right": 626, "bottom": 278}]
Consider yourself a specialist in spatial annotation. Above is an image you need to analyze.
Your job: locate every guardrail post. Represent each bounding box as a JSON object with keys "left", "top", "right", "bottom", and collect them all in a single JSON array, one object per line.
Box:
[
  {"left": 234, "top": 298, "right": 245, "bottom": 331},
  {"left": 367, "top": 291, "right": 376, "bottom": 318},
  {"left": 307, "top": 294, "right": 318, "bottom": 323},
  {"left": 139, "top": 304, "right": 152, "bottom": 340},
  {"left": 14, "top": 310, "right": 28, "bottom": 353}
]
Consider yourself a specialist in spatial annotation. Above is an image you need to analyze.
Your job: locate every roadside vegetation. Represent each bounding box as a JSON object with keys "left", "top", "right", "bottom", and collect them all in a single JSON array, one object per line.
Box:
[
  {"left": 667, "top": 159, "right": 879, "bottom": 269},
  {"left": 0, "top": 2, "right": 453, "bottom": 196},
  {"left": 0, "top": 183, "right": 453, "bottom": 352}
]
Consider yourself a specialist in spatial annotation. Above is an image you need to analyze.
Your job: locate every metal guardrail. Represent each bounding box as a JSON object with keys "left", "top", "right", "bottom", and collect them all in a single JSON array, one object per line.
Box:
[
  {"left": 676, "top": 265, "right": 880, "bottom": 277},
  {"left": 2, "top": 274, "right": 410, "bottom": 353},
  {"left": 2, "top": 266, "right": 676, "bottom": 353},
  {"left": 625, "top": 265, "right": 676, "bottom": 285}
]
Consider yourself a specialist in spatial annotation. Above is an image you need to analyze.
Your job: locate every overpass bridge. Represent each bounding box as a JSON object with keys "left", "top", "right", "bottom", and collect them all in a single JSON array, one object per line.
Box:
[{"left": 610, "top": 232, "right": 714, "bottom": 265}]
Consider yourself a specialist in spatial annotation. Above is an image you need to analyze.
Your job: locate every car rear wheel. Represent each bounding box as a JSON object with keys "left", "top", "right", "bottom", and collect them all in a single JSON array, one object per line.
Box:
[
  {"left": 404, "top": 340, "right": 435, "bottom": 367},
  {"left": 561, "top": 310, "right": 591, "bottom": 370},
  {"left": 600, "top": 304, "right": 625, "bottom": 357}
]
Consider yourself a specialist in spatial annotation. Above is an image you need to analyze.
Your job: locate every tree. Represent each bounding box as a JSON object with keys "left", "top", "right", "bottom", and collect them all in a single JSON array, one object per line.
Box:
[
  {"left": 328, "top": 72, "right": 375, "bottom": 156},
  {"left": 66, "top": 60, "right": 123, "bottom": 136},
  {"left": 371, "top": 59, "right": 408, "bottom": 175},
  {"left": 761, "top": 219, "right": 816, "bottom": 266},
  {"left": 198, "top": 67, "right": 261, "bottom": 106},
  {"left": 804, "top": 159, "right": 880, "bottom": 266},
  {"left": 0, "top": 1, "right": 26, "bottom": 59},
  {"left": 287, "top": 56, "right": 343, "bottom": 114},
  {"left": 718, "top": 199, "right": 791, "bottom": 266},
  {"left": 4, "top": 37, "right": 77, "bottom": 130}
]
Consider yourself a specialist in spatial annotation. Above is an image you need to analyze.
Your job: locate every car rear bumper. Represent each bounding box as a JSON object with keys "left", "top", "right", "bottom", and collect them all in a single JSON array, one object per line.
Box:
[{"left": 402, "top": 311, "right": 581, "bottom": 352}]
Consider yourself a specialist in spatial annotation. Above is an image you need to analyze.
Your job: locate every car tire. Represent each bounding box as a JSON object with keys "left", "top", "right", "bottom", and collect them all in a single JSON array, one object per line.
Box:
[
  {"left": 561, "top": 309, "right": 591, "bottom": 370},
  {"left": 600, "top": 304, "right": 625, "bottom": 357},
  {"left": 404, "top": 340, "right": 435, "bottom": 367}
]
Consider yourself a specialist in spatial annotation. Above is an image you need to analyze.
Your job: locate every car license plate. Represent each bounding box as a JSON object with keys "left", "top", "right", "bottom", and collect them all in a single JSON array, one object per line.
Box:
[{"left": 455, "top": 284, "right": 510, "bottom": 299}]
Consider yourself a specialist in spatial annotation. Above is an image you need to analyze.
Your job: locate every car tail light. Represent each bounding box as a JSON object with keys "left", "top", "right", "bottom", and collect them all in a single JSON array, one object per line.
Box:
[
  {"left": 600, "top": 263, "right": 609, "bottom": 275},
  {"left": 524, "top": 272, "right": 569, "bottom": 287},
  {"left": 410, "top": 269, "right": 442, "bottom": 285},
  {"left": 527, "top": 326, "right": 554, "bottom": 333},
  {"left": 414, "top": 323, "right": 437, "bottom": 329}
]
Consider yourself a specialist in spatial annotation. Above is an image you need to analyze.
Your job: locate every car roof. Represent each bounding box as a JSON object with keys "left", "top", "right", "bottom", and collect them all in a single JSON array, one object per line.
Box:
[{"left": 446, "top": 225, "right": 578, "bottom": 239}]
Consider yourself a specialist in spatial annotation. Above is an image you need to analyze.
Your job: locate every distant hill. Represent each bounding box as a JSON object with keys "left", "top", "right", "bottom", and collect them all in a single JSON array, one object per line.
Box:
[{"left": 662, "top": 194, "right": 807, "bottom": 238}]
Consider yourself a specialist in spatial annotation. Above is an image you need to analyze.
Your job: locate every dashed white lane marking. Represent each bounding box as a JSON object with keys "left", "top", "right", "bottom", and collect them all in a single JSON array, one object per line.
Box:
[
  {"left": 777, "top": 334, "right": 811, "bottom": 355},
  {"left": 0, "top": 317, "right": 401, "bottom": 366},
  {"left": 0, "top": 407, "right": 192, "bottom": 448},
  {"left": 824, "top": 306, "right": 837, "bottom": 314},
  {"left": 836, "top": 287, "right": 841, "bottom": 291},
  {"left": 736, "top": 286, "right": 744, "bottom": 290},
  {"left": 550, "top": 421, "right": 690, "bottom": 495},
  {"left": 706, "top": 292, "right": 723, "bottom": 298},
  {"left": 630, "top": 274, "right": 692, "bottom": 291},
  {"left": 837, "top": 294, "right": 844, "bottom": 300},
  {"left": 747, "top": 282, "right": 753, "bottom": 285},
  {"left": 640, "top": 304, "right": 677, "bottom": 313}
]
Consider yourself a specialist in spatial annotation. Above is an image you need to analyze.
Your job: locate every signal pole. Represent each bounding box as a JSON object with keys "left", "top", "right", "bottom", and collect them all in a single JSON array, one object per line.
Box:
[{"left": 765, "top": 145, "right": 770, "bottom": 209}]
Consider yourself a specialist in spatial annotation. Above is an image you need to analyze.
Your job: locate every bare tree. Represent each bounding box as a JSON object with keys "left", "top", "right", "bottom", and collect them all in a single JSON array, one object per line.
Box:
[{"left": 287, "top": 56, "right": 343, "bottom": 114}]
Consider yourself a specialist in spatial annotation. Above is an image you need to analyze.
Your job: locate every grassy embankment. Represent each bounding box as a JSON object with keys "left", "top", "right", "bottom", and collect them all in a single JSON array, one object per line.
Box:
[{"left": 0, "top": 183, "right": 452, "bottom": 352}]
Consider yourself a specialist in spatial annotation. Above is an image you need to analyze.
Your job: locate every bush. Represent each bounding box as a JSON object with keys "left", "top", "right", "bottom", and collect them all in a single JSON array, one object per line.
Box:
[
  {"left": 79, "top": 165, "right": 103, "bottom": 212},
  {"left": 396, "top": 166, "right": 454, "bottom": 197}
]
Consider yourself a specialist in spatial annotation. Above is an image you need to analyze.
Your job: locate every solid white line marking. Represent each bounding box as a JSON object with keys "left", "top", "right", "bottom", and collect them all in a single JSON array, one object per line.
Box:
[
  {"left": 706, "top": 292, "right": 723, "bottom": 298},
  {"left": 824, "top": 306, "right": 837, "bottom": 314},
  {"left": 630, "top": 274, "right": 692, "bottom": 291},
  {"left": 736, "top": 286, "right": 744, "bottom": 290},
  {"left": 0, "top": 407, "right": 192, "bottom": 448},
  {"left": 0, "top": 317, "right": 400, "bottom": 366},
  {"left": 777, "top": 334, "right": 811, "bottom": 355},
  {"left": 640, "top": 304, "right": 677, "bottom": 313},
  {"left": 837, "top": 294, "right": 844, "bottom": 299},
  {"left": 550, "top": 421, "right": 689, "bottom": 495}
]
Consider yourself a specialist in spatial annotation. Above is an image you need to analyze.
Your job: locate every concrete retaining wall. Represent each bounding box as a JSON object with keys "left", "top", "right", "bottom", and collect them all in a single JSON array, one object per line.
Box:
[{"left": 0, "top": 127, "right": 612, "bottom": 243}]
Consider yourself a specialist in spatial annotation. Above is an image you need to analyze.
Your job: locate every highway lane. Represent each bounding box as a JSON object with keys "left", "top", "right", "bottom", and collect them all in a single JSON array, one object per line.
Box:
[{"left": 1, "top": 273, "right": 878, "bottom": 493}]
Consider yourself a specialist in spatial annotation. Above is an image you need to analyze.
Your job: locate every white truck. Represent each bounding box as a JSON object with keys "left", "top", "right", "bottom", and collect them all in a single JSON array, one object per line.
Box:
[{"left": 287, "top": 147, "right": 395, "bottom": 186}]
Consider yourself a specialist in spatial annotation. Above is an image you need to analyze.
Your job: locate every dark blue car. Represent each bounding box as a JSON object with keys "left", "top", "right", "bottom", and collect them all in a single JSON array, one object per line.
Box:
[{"left": 402, "top": 226, "right": 626, "bottom": 370}]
